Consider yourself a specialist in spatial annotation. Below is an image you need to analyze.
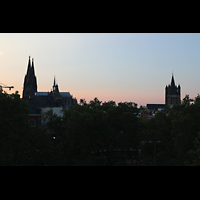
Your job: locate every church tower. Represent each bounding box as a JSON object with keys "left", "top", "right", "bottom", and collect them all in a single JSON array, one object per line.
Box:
[
  {"left": 165, "top": 74, "right": 181, "bottom": 106},
  {"left": 22, "top": 56, "right": 37, "bottom": 99}
]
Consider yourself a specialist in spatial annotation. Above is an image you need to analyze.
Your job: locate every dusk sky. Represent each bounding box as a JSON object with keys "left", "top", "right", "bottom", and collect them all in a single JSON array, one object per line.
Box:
[{"left": 1, "top": 33, "right": 200, "bottom": 106}]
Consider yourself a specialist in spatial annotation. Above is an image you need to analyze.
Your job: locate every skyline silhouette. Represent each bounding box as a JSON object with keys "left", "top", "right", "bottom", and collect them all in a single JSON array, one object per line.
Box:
[{"left": 1, "top": 33, "right": 200, "bottom": 106}]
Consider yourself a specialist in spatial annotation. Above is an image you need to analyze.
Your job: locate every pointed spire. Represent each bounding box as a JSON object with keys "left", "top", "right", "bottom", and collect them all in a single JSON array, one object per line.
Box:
[
  {"left": 53, "top": 76, "right": 56, "bottom": 87},
  {"left": 32, "top": 58, "right": 35, "bottom": 75},
  {"left": 53, "top": 76, "right": 56, "bottom": 92},
  {"left": 27, "top": 56, "right": 31, "bottom": 74},
  {"left": 23, "top": 56, "right": 37, "bottom": 99},
  {"left": 171, "top": 73, "right": 175, "bottom": 86}
]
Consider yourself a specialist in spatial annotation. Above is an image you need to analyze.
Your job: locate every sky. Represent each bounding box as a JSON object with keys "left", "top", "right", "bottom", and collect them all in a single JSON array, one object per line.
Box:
[{"left": 0, "top": 33, "right": 200, "bottom": 107}]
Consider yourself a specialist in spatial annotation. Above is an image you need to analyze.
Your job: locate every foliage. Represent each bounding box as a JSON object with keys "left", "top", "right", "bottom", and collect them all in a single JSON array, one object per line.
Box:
[
  {"left": 0, "top": 90, "right": 60, "bottom": 165},
  {"left": 2, "top": 88, "right": 200, "bottom": 165},
  {"left": 61, "top": 98, "right": 140, "bottom": 165},
  {"left": 140, "top": 94, "right": 200, "bottom": 166}
]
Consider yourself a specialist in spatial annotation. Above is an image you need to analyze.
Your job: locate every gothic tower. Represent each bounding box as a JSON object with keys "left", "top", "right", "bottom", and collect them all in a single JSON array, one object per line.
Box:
[
  {"left": 52, "top": 76, "right": 60, "bottom": 98},
  {"left": 22, "top": 56, "right": 37, "bottom": 99},
  {"left": 165, "top": 74, "right": 181, "bottom": 106}
]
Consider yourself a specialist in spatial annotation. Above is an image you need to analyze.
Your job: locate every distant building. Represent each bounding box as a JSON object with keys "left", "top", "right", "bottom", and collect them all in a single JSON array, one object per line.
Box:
[
  {"left": 141, "top": 112, "right": 147, "bottom": 119},
  {"left": 138, "top": 106, "right": 148, "bottom": 119},
  {"left": 145, "top": 74, "right": 181, "bottom": 117},
  {"left": 146, "top": 104, "right": 165, "bottom": 113},
  {"left": 34, "top": 76, "right": 77, "bottom": 109},
  {"left": 22, "top": 56, "right": 37, "bottom": 100},
  {"left": 146, "top": 104, "right": 165, "bottom": 118},
  {"left": 165, "top": 74, "right": 181, "bottom": 107},
  {"left": 22, "top": 56, "right": 77, "bottom": 126}
]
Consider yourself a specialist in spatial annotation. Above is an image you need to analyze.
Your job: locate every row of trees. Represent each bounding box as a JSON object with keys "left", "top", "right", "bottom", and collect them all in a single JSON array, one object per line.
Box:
[
  {"left": 140, "top": 95, "right": 200, "bottom": 166},
  {"left": 1, "top": 87, "right": 200, "bottom": 165},
  {"left": 44, "top": 98, "right": 140, "bottom": 165}
]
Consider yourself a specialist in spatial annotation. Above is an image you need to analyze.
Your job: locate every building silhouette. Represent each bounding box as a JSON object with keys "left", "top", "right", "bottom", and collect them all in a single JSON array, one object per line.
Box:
[
  {"left": 146, "top": 74, "right": 181, "bottom": 117},
  {"left": 22, "top": 56, "right": 37, "bottom": 100},
  {"left": 165, "top": 74, "right": 181, "bottom": 106},
  {"left": 35, "top": 76, "right": 77, "bottom": 108},
  {"left": 22, "top": 56, "right": 77, "bottom": 125}
]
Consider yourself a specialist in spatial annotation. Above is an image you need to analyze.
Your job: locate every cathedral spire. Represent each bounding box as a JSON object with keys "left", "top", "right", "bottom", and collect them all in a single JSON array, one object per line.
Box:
[
  {"left": 53, "top": 76, "right": 56, "bottom": 87},
  {"left": 23, "top": 56, "right": 37, "bottom": 99},
  {"left": 27, "top": 56, "right": 31, "bottom": 74},
  {"left": 53, "top": 76, "right": 56, "bottom": 91},
  {"left": 171, "top": 73, "right": 175, "bottom": 86},
  {"left": 32, "top": 58, "right": 35, "bottom": 75}
]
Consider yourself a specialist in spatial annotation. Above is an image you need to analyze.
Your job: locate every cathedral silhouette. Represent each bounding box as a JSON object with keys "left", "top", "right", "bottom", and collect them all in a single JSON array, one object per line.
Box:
[
  {"left": 22, "top": 56, "right": 37, "bottom": 100},
  {"left": 22, "top": 56, "right": 77, "bottom": 125},
  {"left": 22, "top": 56, "right": 181, "bottom": 123},
  {"left": 146, "top": 74, "right": 181, "bottom": 117}
]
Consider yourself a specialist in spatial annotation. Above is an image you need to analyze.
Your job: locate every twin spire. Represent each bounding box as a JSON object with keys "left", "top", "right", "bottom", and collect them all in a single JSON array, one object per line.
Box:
[
  {"left": 27, "top": 56, "right": 35, "bottom": 75},
  {"left": 23, "top": 56, "right": 37, "bottom": 99},
  {"left": 27, "top": 56, "right": 57, "bottom": 90}
]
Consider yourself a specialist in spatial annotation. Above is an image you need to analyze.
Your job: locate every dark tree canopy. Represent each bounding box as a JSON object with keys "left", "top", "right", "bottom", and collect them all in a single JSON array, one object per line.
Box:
[{"left": 1, "top": 88, "right": 200, "bottom": 166}]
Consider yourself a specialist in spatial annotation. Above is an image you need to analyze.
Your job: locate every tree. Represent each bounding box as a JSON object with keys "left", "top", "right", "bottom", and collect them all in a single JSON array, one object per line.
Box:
[
  {"left": 0, "top": 89, "right": 61, "bottom": 166},
  {"left": 141, "top": 94, "right": 200, "bottom": 166},
  {"left": 186, "top": 132, "right": 200, "bottom": 166},
  {"left": 0, "top": 90, "right": 30, "bottom": 165},
  {"left": 61, "top": 98, "right": 140, "bottom": 165}
]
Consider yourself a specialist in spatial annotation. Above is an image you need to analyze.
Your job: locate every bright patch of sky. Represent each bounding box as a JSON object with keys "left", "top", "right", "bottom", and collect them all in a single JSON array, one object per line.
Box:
[{"left": 0, "top": 33, "right": 200, "bottom": 106}]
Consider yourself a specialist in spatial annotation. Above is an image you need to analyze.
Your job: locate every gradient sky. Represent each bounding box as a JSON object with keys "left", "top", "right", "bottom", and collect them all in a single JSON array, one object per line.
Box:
[{"left": 0, "top": 33, "right": 200, "bottom": 106}]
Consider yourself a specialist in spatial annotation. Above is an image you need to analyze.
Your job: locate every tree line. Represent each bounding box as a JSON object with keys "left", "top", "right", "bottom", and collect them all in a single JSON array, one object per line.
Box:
[{"left": 1, "top": 88, "right": 200, "bottom": 166}]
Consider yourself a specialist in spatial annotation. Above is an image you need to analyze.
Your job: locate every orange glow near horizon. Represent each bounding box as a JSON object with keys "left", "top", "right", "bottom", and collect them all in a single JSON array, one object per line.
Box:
[
  {"left": 4, "top": 85, "right": 164, "bottom": 107},
  {"left": 3, "top": 82, "right": 196, "bottom": 107},
  {"left": 69, "top": 89, "right": 165, "bottom": 106},
  {"left": 1, "top": 33, "right": 200, "bottom": 109}
]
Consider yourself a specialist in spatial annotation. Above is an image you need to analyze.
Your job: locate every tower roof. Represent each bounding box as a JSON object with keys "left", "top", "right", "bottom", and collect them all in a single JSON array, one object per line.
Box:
[
  {"left": 27, "top": 56, "right": 31, "bottom": 74},
  {"left": 171, "top": 74, "right": 175, "bottom": 86},
  {"left": 32, "top": 58, "right": 35, "bottom": 76},
  {"left": 32, "top": 58, "right": 35, "bottom": 75},
  {"left": 53, "top": 76, "right": 56, "bottom": 87}
]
